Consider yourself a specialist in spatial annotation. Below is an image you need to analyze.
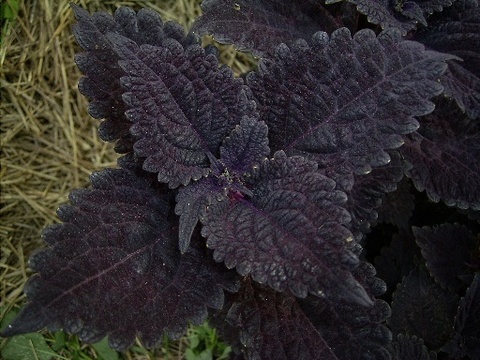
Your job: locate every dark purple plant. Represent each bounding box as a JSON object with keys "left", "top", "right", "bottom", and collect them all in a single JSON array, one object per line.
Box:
[{"left": 2, "top": 1, "right": 480, "bottom": 359}]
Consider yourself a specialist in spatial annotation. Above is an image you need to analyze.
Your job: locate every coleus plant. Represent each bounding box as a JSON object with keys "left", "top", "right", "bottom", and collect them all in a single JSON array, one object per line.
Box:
[{"left": 1, "top": 0, "right": 480, "bottom": 359}]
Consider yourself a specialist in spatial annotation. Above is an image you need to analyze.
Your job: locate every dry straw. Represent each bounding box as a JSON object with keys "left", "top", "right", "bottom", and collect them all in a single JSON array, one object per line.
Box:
[{"left": 1, "top": 0, "right": 255, "bottom": 358}]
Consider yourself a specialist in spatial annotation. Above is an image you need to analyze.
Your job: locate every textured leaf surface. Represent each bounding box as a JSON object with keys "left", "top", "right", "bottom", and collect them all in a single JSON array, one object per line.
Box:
[
  {"left": 302, "top": 257, "right": 391, "bottom": 359},
  {"left": 72, "top": 4, "right": 194, "bottom": 153},
  {"left": 192, "top": 0, "right": 340, "bottom": 56},
  {"left": 224, "top": 280, "right": 338, "bottom": 360},
  {"left": 202, "top": 151, "right": 373, "bottom": 305},
  {"left": 220, "top": 117, "right": 270, "bottom": 176},
  {"left": 175, "top": 180, "right": 221, "bottom": 254},
  {"left": 336, "top": 0, "right": 417, "bottom": 33},
  {"left": 175, "top": 117, "right": 269, "bottom": 253},
  {"left": 213, "top": 276, "right": 390, "bottom": 360},
  {"left": 442, "top": 272, "right": 480, "bottom": 359},
  {"left": 0, "top": 165, "right": 238, "bottom": 351},
  {"left": 339, "top": 0, "right": 456, "bottom": 34},
  {"left": 345, "top": 150, "right": 406, "bottom": 241},
  {"left": 414, "top": 224, "right": 479, "bottom": 292},
  {"left": 401, "top": 100, "right": 480, "bottom": 210},
  {"left": 414, "top": 0, "right": 480, "bottom": 119},
  {"left": 248, "top": 27, "right": 450, "bottom": 191},
  {"left": 107, "top": 30, "right": 254, "bottom": 188},
  {"left": 441, "top": 62, "right": 480, "bottom": 120},
  {"left": 388, "top": 266, "right": 458, "bottom": 349},
  {"left": 389, "top": 334, "right": 437, "bottom": 360}
]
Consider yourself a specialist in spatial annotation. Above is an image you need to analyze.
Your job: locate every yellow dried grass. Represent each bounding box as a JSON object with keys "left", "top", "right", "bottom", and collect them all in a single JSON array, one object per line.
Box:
[{"left": 1, "top": 0, "right": 255, "bottom": 357}]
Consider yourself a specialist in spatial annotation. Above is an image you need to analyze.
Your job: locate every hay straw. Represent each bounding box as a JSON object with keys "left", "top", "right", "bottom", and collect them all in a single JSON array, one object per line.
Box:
[{"left": 1, "top": 0, "right": 256, "bottom": 358}]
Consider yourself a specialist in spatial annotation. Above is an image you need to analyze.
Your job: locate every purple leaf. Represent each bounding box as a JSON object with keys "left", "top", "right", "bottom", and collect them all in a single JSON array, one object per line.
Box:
[
  {"left": 72, "top": 4, "right": 194, "bottom": 153},
  {"left": 401, "top": 1, "right": 428, "bottom": 26},
  {"left": 414, "top": 223, "right": 479, "bottom": 292},
  {"left": 346, "top": 150, "right": 406, "bottom": 241},
  {"left": 441, "top": 63, "right": 480, "bottom": 120},
  {"left": 175, "top": 117, "right": 269, "bottom": 253},
  {"left": 300, "top": 281, "right": 391, "bottom": 359},
  {"left": 353, "top": 248, "right": 388, "bottom": 295},
  {"left": 334, "top": 0, "right": 456, "bottom": 34},
  {"left": 413, "top": 0, "right": 480, "bottom": 119},
  {"left": 107, "top": 30, "right": 255, "bottom": 188},
  {"left": 192, "top": 0, "right": 340, "bottom": 57},
  {"left": 329, "top": 0, "right": 417, "bottom": 33},
  {"left": 224, "top": 280, "right": 339, "bottom": 360},
  {"left": 390, "top": 334, "right": 437, "bottom": 360},
  {"left": 290, "top": 245, "right": 390, "bottom": 358},
  {"left": 442, "top": 272, "right": 480, "bottom": 359},
  {"left": 220, "top": 117, "right": 270, "bottom": 176},
  {"left": 0, "top": 166, "right": 239, "bottom": 351},
  {"left": 248, "top": 27, "right": 451, "bottom": 191},
  {"left": 213, "top": 276, "right": 390, "bottom": 360},
  {"left": 74, "top": 4, "right": 256, "bottom": 188},
  {"left": 417, "top": 0, "right": 458, "bottom": 14},
  {"left": 202, "top": 151, "right": 373, "bottom": 305},
  {"left": 388, "top": 266, "right": 458, "bottom": 350},
  {"left": 175, "top": 178, "right": 221, "bottom": 254},
  {"left": 401, "top": 99, "right": 480, "bottom": 210}
]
